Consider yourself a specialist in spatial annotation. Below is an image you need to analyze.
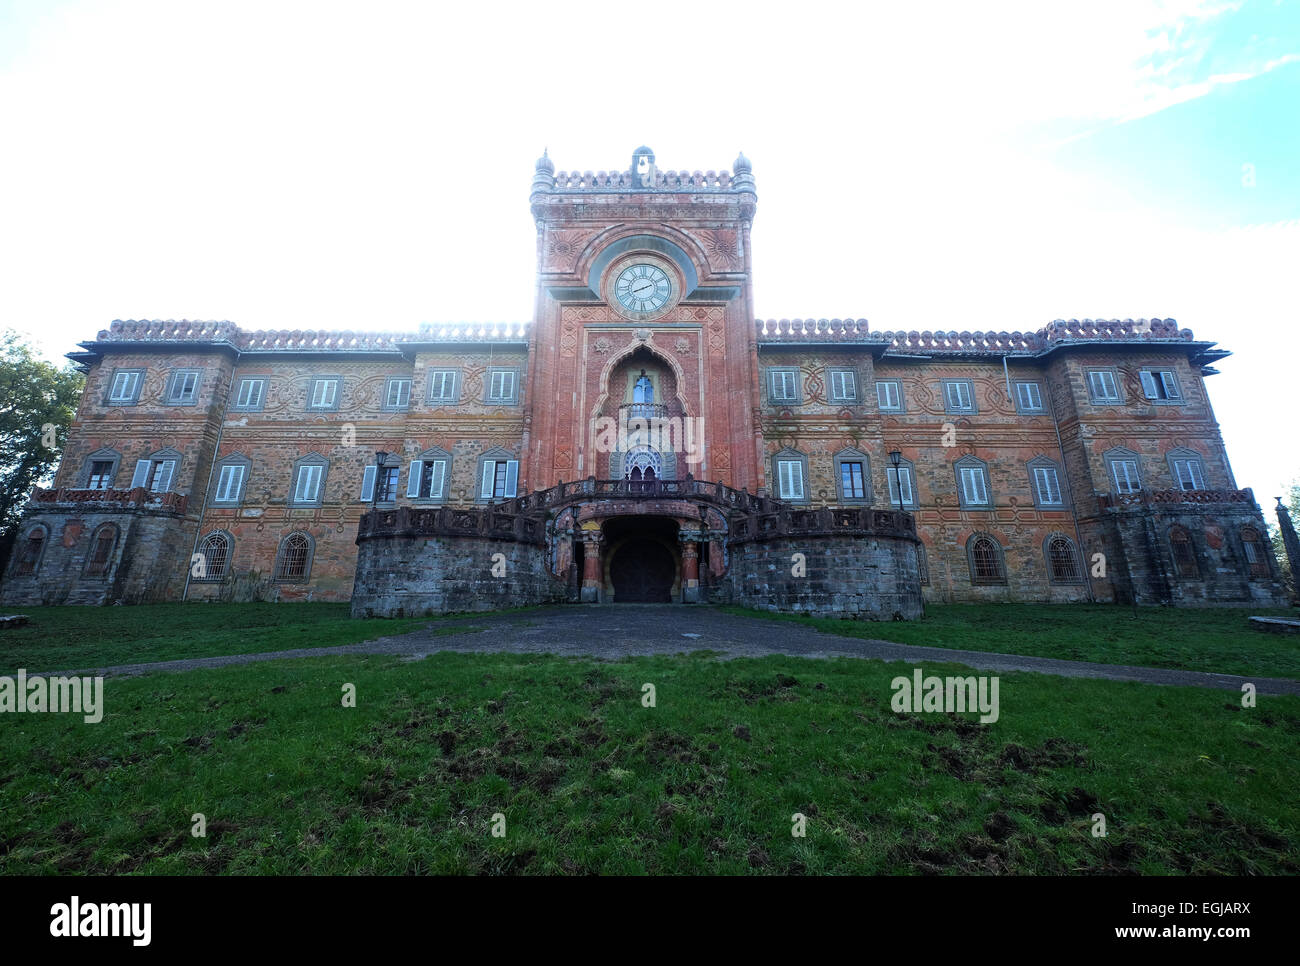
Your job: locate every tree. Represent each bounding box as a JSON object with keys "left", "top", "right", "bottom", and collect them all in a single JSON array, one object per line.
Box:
[
  {"left": 1269, "top": 480, "right": 1300, "bottom": 602},
  {"left": 0, "top": 331, "right": 85, "bottom": 575}
]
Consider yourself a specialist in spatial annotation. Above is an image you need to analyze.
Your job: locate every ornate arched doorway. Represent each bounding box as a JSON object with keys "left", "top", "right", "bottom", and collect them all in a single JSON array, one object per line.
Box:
[{"left": 610, "top": 538, "right": 675, "bottom": 602}]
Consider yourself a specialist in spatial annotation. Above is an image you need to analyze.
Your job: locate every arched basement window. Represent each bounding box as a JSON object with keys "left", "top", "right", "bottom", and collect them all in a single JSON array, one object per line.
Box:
[
  {"left": 1240, "top": 527, "right": 1270, "bottom": 578},
  {"left": 1169, "top": 526, "right": 1198, "bottom": 578}
]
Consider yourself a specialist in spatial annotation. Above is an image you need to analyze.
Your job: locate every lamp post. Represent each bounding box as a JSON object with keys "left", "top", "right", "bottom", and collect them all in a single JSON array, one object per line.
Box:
[
  {"left": 373, "top": 450, "right": 389, "bottom": 507},
  {"left": 888, "top": 450, "right": 903, "bottom": 513}
]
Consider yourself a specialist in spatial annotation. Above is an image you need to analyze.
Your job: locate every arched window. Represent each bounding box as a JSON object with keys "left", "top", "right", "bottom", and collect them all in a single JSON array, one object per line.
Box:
[
  {"left": 1045, "top": 534, "right": 1081, "bottom": 583},
  {"left": 967, "top": 534, "right": 1005, "bottom": 585},
  {"left": 198, "top": 531, "right": 231, "bottom": 580},
  {"left": 1169, "top": 526, "right": 1197, "bottom": 578},
  {"left": 275, "top": 532, "right": 313, "bottom": 581},
  {"left": 83, "top": 524, "right": 119, "bottom": 577},
  {"left": 13, "top": 525, "right": 48, "bottom": 576},
  {"left": 633, "top": 372, "right": 654, "bottom": 404},
  {"left": 625, "top": 446, "right": 662, "bottom": 483},
  {"left": 1240, "top": 527, "right": 1271, "bottom": 578}
]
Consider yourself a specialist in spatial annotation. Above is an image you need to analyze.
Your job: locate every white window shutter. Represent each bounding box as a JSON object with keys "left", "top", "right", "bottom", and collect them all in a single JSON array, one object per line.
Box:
[
  {"left": 293, "top": 468, "right": 307, "bottom": 503},
  {"left": 155, "top": 460, "right": 177, "bottom": 492},
  {"left": 1140, "top": 371, "right": 1157, "bottom": 398},
  {"left": 430, "top": 460, "right": 446, "bottom": 499},
  {"left": 1160, "top": 371, "right": 1179, "bottom": 398},
  {"left": 361, "top": 464, "right": 376, "bottom": 502},
  {"left": 505, "top": 461, "right": 518, "bottom": 498},
  {"left": 406, "top": 461, "right": 421, "bottom": 498},
  {"left": 900, "top": 469, "right": 913, "bottom": 505},
  {"left": 130, "top": 459, "right": 150, "bottom": 488},
  {"left": 480, "top": 461, "right": 495, "bottom": 499}
]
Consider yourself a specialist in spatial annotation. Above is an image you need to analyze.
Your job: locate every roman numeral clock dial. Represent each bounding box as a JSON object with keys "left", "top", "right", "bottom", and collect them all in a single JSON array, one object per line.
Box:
[{"left": 614, "top": 264, "right": 671, "bottom": 315}]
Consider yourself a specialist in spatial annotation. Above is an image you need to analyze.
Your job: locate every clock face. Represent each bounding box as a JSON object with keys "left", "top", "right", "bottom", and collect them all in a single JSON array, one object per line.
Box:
[{"left": 613, "top": 264, "right": 671, "bottom": 315}]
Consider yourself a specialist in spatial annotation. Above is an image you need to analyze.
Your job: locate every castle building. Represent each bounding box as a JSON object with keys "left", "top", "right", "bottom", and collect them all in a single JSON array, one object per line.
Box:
[{"left": 1, "top": 147, "right": 1286, "bottom": 616}]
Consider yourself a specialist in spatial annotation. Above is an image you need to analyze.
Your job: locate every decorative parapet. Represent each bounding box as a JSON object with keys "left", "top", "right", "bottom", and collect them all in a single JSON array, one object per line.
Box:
[
  {"left": 29, "top": 486, "right": 188, "bottom": 515},
  {"left": 729, "top": 505, "right": 917, "bottom": 545},
  {"left": 756, "top": 317, "right": 1207, "bottom": 356},
  {"left": 547, "top": 169, "right": 737, "bottom": 192},
  {"left": 356, "top": 504, "right": 546, "bottom": 545},
  {"left": 85, "top": 319, "right": 531, "bottom": 353},
  {"left": 1098, "top": 488, "right": 1257, "bottom": 510}
]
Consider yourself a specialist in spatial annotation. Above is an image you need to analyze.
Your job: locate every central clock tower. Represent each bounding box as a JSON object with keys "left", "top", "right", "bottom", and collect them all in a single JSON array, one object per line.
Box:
[{"left": 521, "top": 146, "right": 765, "bottom": 493}]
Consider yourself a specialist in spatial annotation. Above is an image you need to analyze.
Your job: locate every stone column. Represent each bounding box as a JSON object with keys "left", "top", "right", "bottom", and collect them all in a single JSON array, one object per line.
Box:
[
  {"left": 680, "top": 531, "right": 701, "bottom": 603},
  {"left": 580, "top": 527, "right": 603, "bottom": 603},
  {"left": 1276, "top": 497, "right": 1300, "bottom": 600}
]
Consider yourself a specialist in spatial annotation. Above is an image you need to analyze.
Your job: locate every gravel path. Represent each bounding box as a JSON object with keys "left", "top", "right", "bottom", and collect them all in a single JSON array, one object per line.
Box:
[{"left": 28, "top": 604, "right": 1300, "bottom": 695}]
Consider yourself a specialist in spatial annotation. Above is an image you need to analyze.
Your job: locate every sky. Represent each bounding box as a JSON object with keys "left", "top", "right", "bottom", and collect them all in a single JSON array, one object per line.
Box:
[{"left": 0, "top": 0, "right": 1297, "bottom": 498}]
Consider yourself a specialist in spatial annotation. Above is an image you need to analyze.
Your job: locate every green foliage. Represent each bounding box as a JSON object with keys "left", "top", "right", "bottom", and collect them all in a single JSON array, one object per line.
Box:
[
  {"left": 0, "top": 651, "right": 1294, "bottom": 874},
  {"left": 0, "top": 331, "right": 84, "bottom": 539},
  {"left": 724, "top": 603, "right": 1300, "bottom": 680}
]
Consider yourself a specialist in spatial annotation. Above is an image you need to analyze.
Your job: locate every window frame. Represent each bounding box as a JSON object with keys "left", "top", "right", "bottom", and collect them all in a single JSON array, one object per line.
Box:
[
  {"left": 130, "top": 448, "right": 182, "bottom": 494},
  {"left": 383, "top": 377, "right": 412, "bottom": 412},
  {"left": 82, "top": 523, "right": 120, "bottom": 578},
  {"left": 475, "top": 448, "right": 519, "bottom": 503},
  {"left": 289, "top": 454, "right": 329, "bottom": 507},
  {"left": 1139, "top": 368, "right": 1182, "bottom": 403},
  {"left": 104, "top": 368, "right": 145, "bottom": 406},
  {"left": 771, "top": 448, "right": 809, "bottom": 503},
  {"left": 766, "top": 367, "right": 801, "bottom": 405},
  {"left": 484, "top": 367, "right": 521, "bottom": 405},
  {"left": 194, "top": 530, "right": 233, "bottom": 582},
  {"left": 966, "top": 533, "right": 1006, "bottom": 585},
  {"left": 833, "top": 449, "right": 872, "bottom": 504},
  {"left": 1240, "top": 527, "right": 1272, "bottom": 579},
  {"left": 1044, "top": 533, "right": 1083, "bottom": 584},
  {"left": 12, "top": 524, "right": 48, "bottom": 577},
  {"left": 1013, "top": 381, "right": 1045, "bottom": 414},
  {"left": 164, "top": 368, "right": 202, "bottom": 406},
  {"left": 1027, "top": 457, "right": 1066, "bottom": 508},
  {"left": 1168, "top": 525, "right": 1198, "bottom": 578},
  {"left": 79, "top": 448, "right": 122, "bottom": 490},
  {"left": 273, "top": 531, "right": 315, "bottom": 583},
  {"left": 211, "top": 453, "right": 252, "bottom": 506},
  {"left": 1166, "top": 448, "right": 1207, "bottom": 491},
  {"left": 826, "top": 368, "right": 859, "bottom": 404},
  {"left": 405, "top": 448, "right": 451, "bottom": 503},
  {"left": 426, "top": 368, "right": 462, "bottom": 405},
  {"left": 885, "top": 458, "right": 917, "bottom": 509},
  {"left": 954, "top": 456, "right": 993, "bottom": 509},
  {"left": 942, "top": 379, "right": 977, "bottom": 414},
  {"left": 307, "top": 376, "right": 342, "bottom": 412},
  {"left": 875, "top": 379, "right": 904, "bottom": 412},
  {"left": 1103, "top": 447, "right": 1143, "bottom": 495},
  {"left": 232, "top": 377, "right": 267, "bottom": 412},
  {"left": 1086, "top": 367, "right": 1123, "bottom": 405}
]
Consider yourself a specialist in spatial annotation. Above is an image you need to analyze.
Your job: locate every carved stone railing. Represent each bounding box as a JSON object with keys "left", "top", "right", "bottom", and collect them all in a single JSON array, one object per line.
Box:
[
  {"left": 549, "top": 169, "right": 736, "bottom": 191},
  {"left": 29, "top": 486, "right": 188, "bottom": 514},
  {"left": 356, "top": 504, "right": 546, "bottom": 545},
  {"left": 756, "top": 319, "right": 875, "bottom": 341},
  {"left": 729, "top": 505, "right": 917, "bottom": 545},
  {"left": 618, "top": 402, "right": 669, "bottom": 421},
  {"left": 1099, "top": 488, "right": 1257, "bottom": 510},
  {"left": 93, "top": 320, "right": 531, "bottom": 350}
]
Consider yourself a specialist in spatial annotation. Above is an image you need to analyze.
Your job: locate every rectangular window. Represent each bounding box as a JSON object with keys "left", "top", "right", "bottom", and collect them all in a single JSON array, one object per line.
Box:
[
  {"left": 886, "top": 466, "right": 915, "bottom": 506},
  {"left": 1032, "top": 465, "right": 1063, "bottom": 505},
  {"left": 87, "top": 460, "right": 114, "bottom": 490},
  {"left": 408, "top": 459, "right": 447, "bottom": 500},
  {"left": 959, "top": 466, "right": 990, "bottom": 506},
  {"left": 309, "top": 378, "right": 339, "bottom": 410},
  {"left": 479, "top": 459, "right": 519, "bottom": 500},
  {"left": 1110, "top": 459, "right": 1141, "bottom": 494},
  {"left": 428, "top": 369, "right": 458, "bottom": 402},
  {"left": 487, "top": 369, "right": 517, "bottom": 403},
  {"left": 944, "top": 380, "right": 974, "bottom": 412},
  {"left": 374, "top": 466, "right": 398, "bottom": 502},
  {"left": 108, "top": 369, "right": 143, "bottom": 404},
  {"left": 294, "top": 464, "right": 324, "bottom": 503},
  {"left": 829, "top": 369, "right": 857, "bottom": 402},
  {"left": 839, "top": 461, "right": 865, "bottom": 499},
  {"left": 214, "top": 464, "right": 246, "bottom": 503},
  {"left": 875, "top": 380, "right": 902, "bottom": 411},
  {"left": 234, "top": 378, "right": 266, "bottom": 410},
  {"left": 131, "top": 458, "right": 177, "bottom": 493},
  {"left": 1172, "top": 458, "right": 1205, "bottom": 490},
  {"left": 1140, "top": 369, "right": 1181, "bottom": 401},
  {"left": 1015, "top": 382, "right": 1044, "bottom": 412},
  {"left": 769, "top": 369, "right": 798, "bottom": 402},
  {"left": 385, "top": 378, "right": 412, "bottom": 410},
  {"left": 1088, "top": 369, "right": 1120, "bottom": 403},
  {"left": 776, "top": 459, "right": 805, "bottom": 500},
  {"left": 167, "top": 369, "right": 200, "bottom": 404}
]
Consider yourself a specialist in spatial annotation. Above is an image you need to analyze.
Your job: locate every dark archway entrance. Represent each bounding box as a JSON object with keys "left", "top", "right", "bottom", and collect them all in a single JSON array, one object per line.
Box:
[{"left": 610, "top": 538, "right": 675, "bottom": 602}]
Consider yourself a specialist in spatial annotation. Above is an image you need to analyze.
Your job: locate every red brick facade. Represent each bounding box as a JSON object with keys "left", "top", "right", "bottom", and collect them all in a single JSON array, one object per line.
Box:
[{"left": 1, "top": 147, "right": 1286, "bottom": 610}]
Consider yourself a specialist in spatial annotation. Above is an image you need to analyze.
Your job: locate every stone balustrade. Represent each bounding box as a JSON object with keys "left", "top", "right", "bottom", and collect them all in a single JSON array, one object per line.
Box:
[
  {"left": 30, "top": 486, "right": 188, "bottom": 514},
  {"left": 1099, "top": 488, "right": 1257, "bottom": 510}
]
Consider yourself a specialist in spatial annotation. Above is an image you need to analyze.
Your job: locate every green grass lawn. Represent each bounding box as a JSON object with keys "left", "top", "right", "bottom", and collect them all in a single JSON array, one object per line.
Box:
[
  {"left": 1, "top": 650, "right": 1296, "bottom": 874},
  {"left": 0, "top": 603, "right": 435, "bottom": 671},
  {"left": 724, "top": 603, "right": 1300, "bottom": 680}
]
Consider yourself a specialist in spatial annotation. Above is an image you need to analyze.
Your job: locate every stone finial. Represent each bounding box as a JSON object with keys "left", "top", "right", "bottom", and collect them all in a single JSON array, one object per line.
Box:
[
  {"left": 733, "top": 151, "right": 751, "bottom": 174},
  {"left": 535, "top": 149, "right": 553, "bottom": 174}
]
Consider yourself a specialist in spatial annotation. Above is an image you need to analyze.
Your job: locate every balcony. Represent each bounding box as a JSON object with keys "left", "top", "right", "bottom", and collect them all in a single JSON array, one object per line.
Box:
[
  {"left": 1098, "top": 488, "right": 1256, "bottom": 510},
  {"left": 29, "top": 486, "right": 188, "bottom": 515}
]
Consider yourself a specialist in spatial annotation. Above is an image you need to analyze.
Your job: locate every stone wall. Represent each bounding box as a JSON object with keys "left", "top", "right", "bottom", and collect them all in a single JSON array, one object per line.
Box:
[
  {"left": 350, "top": 533, "right": 565, "bottom": 618},
  {"left": 719, "top": 533, "right": 924, "bottom": 619}
]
